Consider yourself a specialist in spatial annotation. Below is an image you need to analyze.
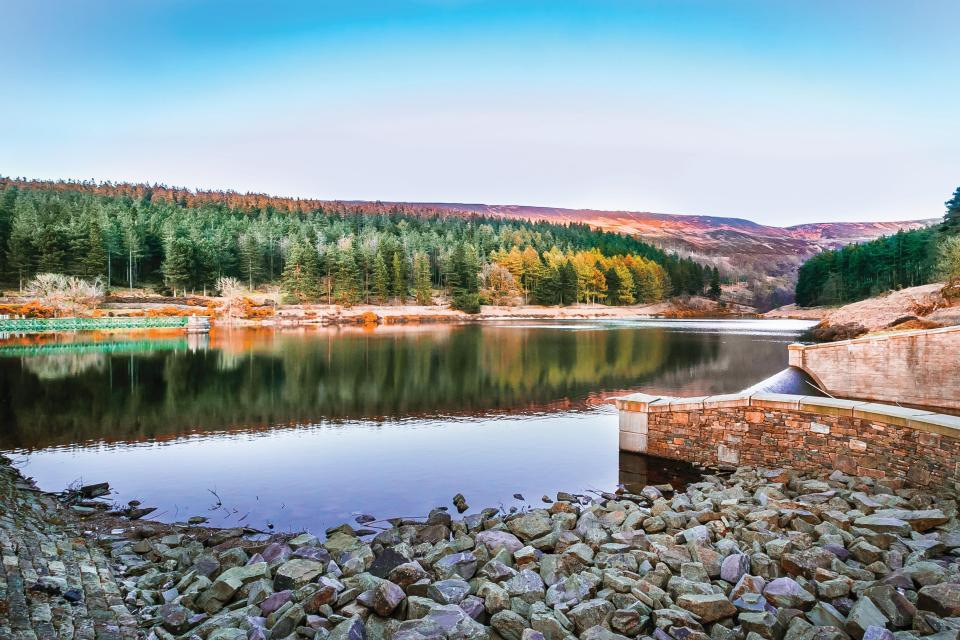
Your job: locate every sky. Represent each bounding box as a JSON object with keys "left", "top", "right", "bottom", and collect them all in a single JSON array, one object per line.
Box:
[{"left": 2, "top": 0, "right": 958, "bottom": 225}]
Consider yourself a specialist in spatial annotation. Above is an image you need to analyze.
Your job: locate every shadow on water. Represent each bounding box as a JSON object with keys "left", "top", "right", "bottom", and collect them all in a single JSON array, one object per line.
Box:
[{"left": 618, "top": 452, "right": 703, "bottom": 493}]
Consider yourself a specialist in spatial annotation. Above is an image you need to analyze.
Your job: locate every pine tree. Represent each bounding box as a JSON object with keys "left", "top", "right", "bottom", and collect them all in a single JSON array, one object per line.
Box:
[
  {"left": 352, "top": 242, "right": 370, "bottom": 303},
  {"left": 448, "top": 244, "right": 480, "bottom": 313},
  {"left": 533, "top": 264, "right": 560, "bottom": 304},
  {"left": 391, "top": 251, "right": 406, "bottom": 303},
  {"left": 118, "top": 209, "right": 143, "bottom": 289},
  {"left": 373, "top": 252, "right": 390, "bottom": 303},
  {"left": 7, "top": 206, "right": 35, "bottom": 290},
  {"left": 605, "top": 266, "right": 622, "bottom": 305},
  {"left": 238, "top": 232, "right": 264, "bottom": 290},
  {"left": 82, "top": 218, "right": 109, "bottom": 280},
  {"left": 163, "top": 237, "right": 193, "bottom": 296},
  {"left": 708, "top": 267, "right": 722, "bottom": 301},
  {"left": 36, "top": 224, "right": 66, "bottom": 274},
  {"left": 558, "top": 260, "right": 579, "bottom": 305},
  {"left": 281, "top": 240, "right": 322, "bottom": 302},
  {"left": 413, "top": 251, "right": 432, "bottom": 305},
  {"left": 334, "top": 247, "right": 361, "bottom": 305},
  {"left": 945, "top": 186, "right": 960, "bottom": 232},
  {"left": 0, "top": 187, "right": 18, "bottom": 276}
]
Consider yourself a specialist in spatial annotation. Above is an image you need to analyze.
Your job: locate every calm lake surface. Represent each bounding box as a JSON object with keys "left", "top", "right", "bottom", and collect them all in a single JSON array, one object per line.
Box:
[{"left": 0, "top": 319, "right": 813, "bottom": 534}]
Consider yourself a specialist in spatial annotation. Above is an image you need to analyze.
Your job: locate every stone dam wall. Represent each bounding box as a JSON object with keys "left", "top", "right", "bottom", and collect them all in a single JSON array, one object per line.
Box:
[
  {"left": 788, "top": 325, "right": 960, "bottom": 412},
  {"left": 615, "top": 391, "right": 960, "bottom": 489}
]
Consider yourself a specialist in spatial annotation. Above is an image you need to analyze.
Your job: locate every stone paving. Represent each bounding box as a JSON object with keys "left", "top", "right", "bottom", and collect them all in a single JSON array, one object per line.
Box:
[{"left": 0, "top": 456, "right": 138, "bottom": 640}]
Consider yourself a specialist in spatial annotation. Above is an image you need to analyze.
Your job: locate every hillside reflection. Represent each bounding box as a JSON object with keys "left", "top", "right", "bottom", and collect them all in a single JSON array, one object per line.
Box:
[{"left": 0, "top": 323, "right": 795, "bottom": 450}]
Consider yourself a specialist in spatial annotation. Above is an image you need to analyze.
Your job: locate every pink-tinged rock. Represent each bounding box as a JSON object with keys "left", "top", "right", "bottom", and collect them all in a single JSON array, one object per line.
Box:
[
  {"left": 720, "top": 554, "right": 751, "bottom": 584},
  {"left": 763, "top": 577, "right": 816, "bottom": 610},
  {"left": 475, "top": 530, "right": 524, "bottom": 554},
  {"left": 259, "top": 590, "right": 292, "bottom": 615}
]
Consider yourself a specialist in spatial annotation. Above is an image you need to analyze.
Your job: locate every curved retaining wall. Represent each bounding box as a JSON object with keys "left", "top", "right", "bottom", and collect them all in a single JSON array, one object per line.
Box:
[
  {"left": 788, "top": 325, "right": 960, "bottom": 412},
  {"left": 614, "top": 391, "right": 960, "bottom": 489}
]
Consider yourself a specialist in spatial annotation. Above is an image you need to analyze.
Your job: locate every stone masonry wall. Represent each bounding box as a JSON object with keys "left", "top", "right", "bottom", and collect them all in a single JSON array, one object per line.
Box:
[
  {"left": 788, "top": 325, "right": 960, "bottom": 411},
  {"left": 644, "top": 406, "right": 960, "bottom": 488}
]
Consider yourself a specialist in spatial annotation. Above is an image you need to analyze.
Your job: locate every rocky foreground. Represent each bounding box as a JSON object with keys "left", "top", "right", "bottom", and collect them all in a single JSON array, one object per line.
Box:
[{"left": 92, "top": 467, "right": 960, "bottom": 640}]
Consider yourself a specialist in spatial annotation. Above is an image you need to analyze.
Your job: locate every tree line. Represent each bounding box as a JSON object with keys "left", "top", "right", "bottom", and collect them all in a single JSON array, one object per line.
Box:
[
  {"left": 795, "top": 186, "right": 960, "bottom": 307},
  {"left": 0, "top": 179, "right": 719, "bottom": 312}
]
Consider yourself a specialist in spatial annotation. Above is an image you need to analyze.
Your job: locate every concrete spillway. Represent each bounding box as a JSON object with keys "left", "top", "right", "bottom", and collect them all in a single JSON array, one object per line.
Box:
[{"left": 739, "top": 366, "right": 827, "bottom": 397}]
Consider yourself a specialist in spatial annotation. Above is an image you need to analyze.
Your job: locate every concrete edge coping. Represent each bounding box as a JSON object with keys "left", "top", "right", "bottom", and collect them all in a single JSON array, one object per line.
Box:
[
  {"left": 702, "top": 393, "right": 751, "bottom": 409},
  {"left": 647, "top": 398, "right": 674, "bottom": 413},
  {"left": 797, "top": 396, "right": 870, "bottom": 417},
  {"left": 612, "top": 390, "right": 960, "bottom": 438},
  {"left": 669, "top": 396, "right": 710, "bottom": 412},
  {"left": 749, "top": 392, "right": 804, "bottom": 411},
  {"left": 907, "top": 413, "right": 960, "bottom": 436},
  {"left": 852, "top": 402, "right": 936, "bottom": 427},
  {"left": 787, "top": 324, "right": 960, "bottom": 352},
  {"left": 612, "top": 392, "right": 660, "bottom": 404}
]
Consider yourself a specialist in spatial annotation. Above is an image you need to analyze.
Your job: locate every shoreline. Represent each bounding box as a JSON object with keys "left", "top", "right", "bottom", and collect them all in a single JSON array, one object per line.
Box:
[
  {"left": 217, "top": 300, "right": 763, "bottom": 328},
  {"left": 4, "top": 453, "right": 958, "bottom": 640}
]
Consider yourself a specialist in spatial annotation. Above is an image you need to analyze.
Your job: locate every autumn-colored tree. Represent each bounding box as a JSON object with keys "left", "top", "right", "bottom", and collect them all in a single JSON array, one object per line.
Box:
[{"left": 482, "top": 263, "right": 518, "bottom": 305}]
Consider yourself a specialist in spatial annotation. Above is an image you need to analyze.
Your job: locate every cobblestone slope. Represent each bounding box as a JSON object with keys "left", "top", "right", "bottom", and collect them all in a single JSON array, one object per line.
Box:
[{"left": 0, "top": 456, "right": 137, "bottom": 640}]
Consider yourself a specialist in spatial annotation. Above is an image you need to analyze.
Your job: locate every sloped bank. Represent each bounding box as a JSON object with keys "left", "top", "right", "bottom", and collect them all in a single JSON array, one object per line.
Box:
[{"left": 7, "top": 452, "right": 960, "bottom": 640}]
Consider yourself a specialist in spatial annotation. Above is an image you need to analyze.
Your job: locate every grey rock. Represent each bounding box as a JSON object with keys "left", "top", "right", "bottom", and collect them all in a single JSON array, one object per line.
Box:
[
  {"left": 504, "top": 570, "right": 546, "bottom": 604},
  {"left": 490, "top": 610, "right": 527, "bottom": 640},
  {"left": 428, "top": 579, "right": 471, "bottom": 605},
  {"left": 434, "top": 552, "right": 478, "bottom": 581},
  {"left": 159, "top": 603, "right": 193, "bottom": 634},
  {"left": 582, "top": 626, "right": 631, "bottom": 640},
  {"left": 274, "top": 559, "right": 323, "bottom": 591},
  {"left": 677, "top": 593, "right": 737, "bottom": 623},
  {"left": 508, "top": 512, "right": 554, "bottom": 542},
  {"left": 846, "top": 597, "right": 889, "bottom": 640},
  {"left": 567, "top": 599, "right": 615, "bottom": 634},
  {"left": 269, "top": 603, "right": 305, "bottom": 640},
  {"left": 329, "top": 616, "right": 366, "bottom": 640}
]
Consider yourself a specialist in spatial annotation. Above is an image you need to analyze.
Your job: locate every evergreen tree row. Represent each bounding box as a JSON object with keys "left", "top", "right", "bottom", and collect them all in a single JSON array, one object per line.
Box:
[
  {"left": 0, "top": 180, "right": 718, "bottom": 310},
  {"left": 795, "top": 186, "right": 960, "bottom": 307}
]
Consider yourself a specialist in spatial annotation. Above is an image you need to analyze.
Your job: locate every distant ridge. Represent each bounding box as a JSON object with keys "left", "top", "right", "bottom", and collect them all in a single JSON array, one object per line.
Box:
[{"left": 360, "top": 201, "right": 935, "bottom": 280}]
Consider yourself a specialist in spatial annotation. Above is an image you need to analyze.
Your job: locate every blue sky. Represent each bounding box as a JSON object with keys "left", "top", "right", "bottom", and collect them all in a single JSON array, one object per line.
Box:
[{"left": 2, "top": 0, "right": 958, "bottom": 224}]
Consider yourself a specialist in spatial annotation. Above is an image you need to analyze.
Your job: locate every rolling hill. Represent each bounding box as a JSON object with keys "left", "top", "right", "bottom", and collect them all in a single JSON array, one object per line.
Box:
[{"left": 402, "top": 202, "right": 934, "bottom": 276}]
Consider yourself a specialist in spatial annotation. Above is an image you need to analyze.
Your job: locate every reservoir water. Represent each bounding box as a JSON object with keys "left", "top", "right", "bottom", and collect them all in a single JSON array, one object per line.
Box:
[{"left": 0, "top": 319, "right": 814, "bottom": 534}]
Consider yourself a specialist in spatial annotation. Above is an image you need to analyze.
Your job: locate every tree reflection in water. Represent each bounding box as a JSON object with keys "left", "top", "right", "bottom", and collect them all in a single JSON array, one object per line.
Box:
[{"left": 0, "top": 322, "right": 801, "bottom": 451}]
